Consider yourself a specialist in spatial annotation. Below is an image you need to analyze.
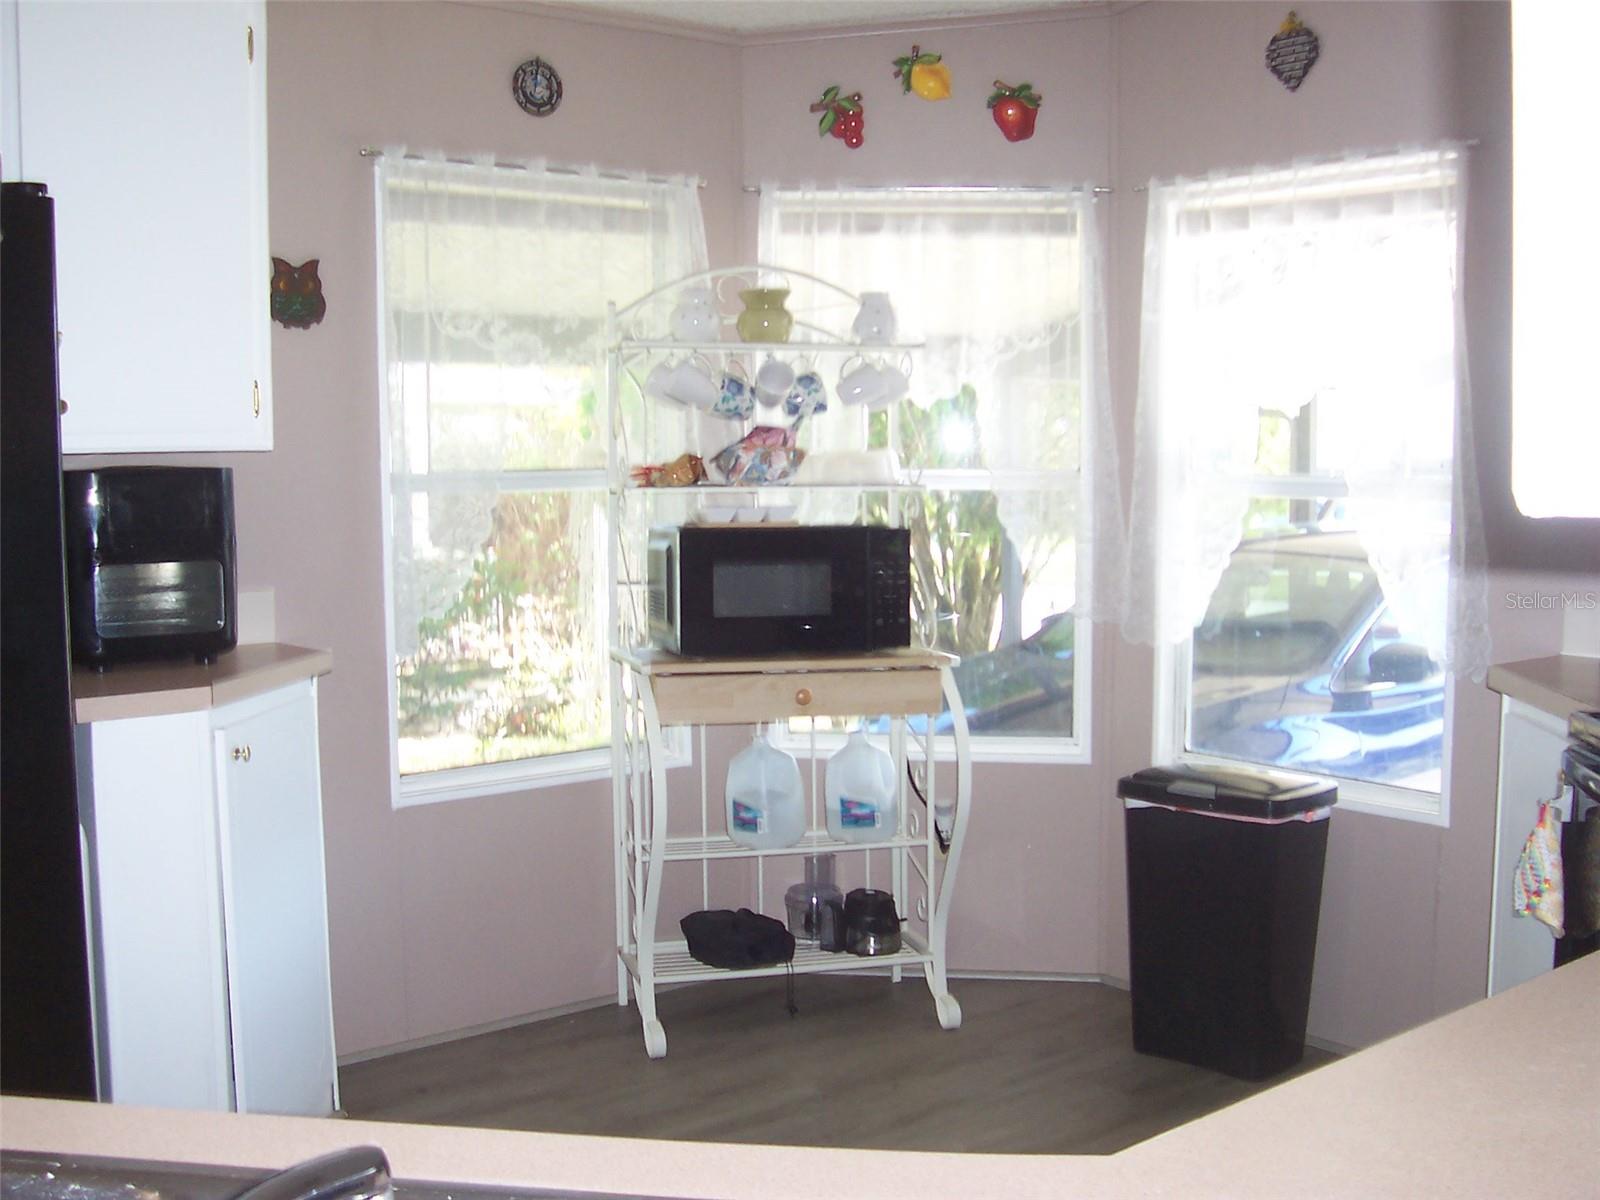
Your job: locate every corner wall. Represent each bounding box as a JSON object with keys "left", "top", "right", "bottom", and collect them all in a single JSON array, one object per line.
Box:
[
  {"left": 251, "top": 0, "right": 1581, "bottom": 1061},
  {"left": 255, "top": 0, "right": 742, "bottom": 1055}
]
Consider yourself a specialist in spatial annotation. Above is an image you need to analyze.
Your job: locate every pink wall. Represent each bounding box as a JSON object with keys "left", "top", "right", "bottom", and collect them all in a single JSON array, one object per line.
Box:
[
  {"left": 1100, "top": 1, "right": 1588, "bottom": 1048},
  {"left": 253, "top": 0, "right": 742, "bottom": 1054},
  {"left": 189, "top": 0, "right": 1576, "bottom": 1060}
]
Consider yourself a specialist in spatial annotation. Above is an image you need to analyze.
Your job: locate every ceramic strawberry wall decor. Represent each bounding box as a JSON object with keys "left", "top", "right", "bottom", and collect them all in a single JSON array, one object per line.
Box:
[
  {"left": 987, "top": 81, "right": 1041, "bottom": 142},
  {"left": 811, "top": 86, "right": 866, "bottom": 149},
  {"left": 1266, "top": 11, "right": 1320, "bottom": 92},
  {"left": 893, "top": 45, "right": 951, "bottom": 100}
]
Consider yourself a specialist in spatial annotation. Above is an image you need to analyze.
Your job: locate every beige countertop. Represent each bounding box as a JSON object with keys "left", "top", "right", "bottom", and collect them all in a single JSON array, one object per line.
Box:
[
  {"left": 4, "top": 953, "right": 1596, "bottom": 1198},
  {"left": 1486, "top": 654, "right": 1600, "bottom": 722},
  {"left": 71, "top": 643, "right": 333, "bottom": 724}
]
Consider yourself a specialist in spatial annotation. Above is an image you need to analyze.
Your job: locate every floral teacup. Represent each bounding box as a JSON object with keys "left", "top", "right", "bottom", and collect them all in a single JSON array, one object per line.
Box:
[{"left": 783, "top": 369, "right": 828, "bottom": 419}]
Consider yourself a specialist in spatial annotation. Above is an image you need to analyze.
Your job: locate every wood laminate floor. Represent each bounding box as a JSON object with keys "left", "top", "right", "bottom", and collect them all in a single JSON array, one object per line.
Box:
[{"left": 340, "top": 977, "right": 1334, "bottom": 1155}]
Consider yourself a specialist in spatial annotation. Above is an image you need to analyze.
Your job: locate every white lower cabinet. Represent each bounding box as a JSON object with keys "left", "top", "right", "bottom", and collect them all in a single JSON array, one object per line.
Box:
[
  {"left": 1487, "top": 696, "right": 1569, "bottom": 996},
  {"left": 77, "top": 679, "right": 336, "bottom": 1114}
]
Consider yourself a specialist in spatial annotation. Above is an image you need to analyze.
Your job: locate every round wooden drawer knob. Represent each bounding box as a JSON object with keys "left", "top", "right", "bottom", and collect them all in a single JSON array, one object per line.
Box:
[{"left": 795, "top": 687, "right": 813, "bottom": 707}]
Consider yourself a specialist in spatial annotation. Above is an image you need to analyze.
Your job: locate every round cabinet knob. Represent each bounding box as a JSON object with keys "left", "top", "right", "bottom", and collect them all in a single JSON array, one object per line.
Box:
[
  {"left": 232, "top": 746, "right": 252, "bottom": 763},
  {"left": 795, "top": 687, "right": 813, "bottom": 707}
]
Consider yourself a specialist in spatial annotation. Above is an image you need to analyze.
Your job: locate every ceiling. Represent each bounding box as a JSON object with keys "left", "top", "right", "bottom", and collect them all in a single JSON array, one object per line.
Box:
[{"left": 519, "top": 0, "right": 1091, "bottom": 38}]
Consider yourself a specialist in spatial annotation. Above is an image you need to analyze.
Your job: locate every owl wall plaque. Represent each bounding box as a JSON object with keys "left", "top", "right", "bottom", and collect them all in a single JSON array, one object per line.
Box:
[{"left": 270, "top": 257, "right": 326, "bottom": 329}]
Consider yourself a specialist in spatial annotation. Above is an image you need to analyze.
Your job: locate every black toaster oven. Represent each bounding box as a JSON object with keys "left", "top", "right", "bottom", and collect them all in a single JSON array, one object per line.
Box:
[{"left": 61, "top": 466, "right": 237, "bottom": 668}]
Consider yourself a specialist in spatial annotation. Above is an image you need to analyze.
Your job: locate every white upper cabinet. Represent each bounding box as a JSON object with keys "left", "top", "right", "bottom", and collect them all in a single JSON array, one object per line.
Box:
[{"left": 5, "top": 1, "right": 272, "bottom": 452}]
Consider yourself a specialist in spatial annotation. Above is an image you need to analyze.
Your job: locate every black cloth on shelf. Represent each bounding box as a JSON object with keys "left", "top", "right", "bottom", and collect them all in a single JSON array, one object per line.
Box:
[{"left": 680, "top": 908, "right": 796, "bottom": 970}]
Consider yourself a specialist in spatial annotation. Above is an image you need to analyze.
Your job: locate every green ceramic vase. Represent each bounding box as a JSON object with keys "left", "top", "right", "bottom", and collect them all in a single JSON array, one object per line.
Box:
[{"left": 736, "top": 288, "right": 794, "bottom": 343}]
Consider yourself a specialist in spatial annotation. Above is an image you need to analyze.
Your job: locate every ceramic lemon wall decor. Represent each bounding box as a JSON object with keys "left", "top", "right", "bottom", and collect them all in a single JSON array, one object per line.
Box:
[
  {"left": 811, "top": 86, "right": 866, "bottom": 149},
  {"left": 893, "top": 45, "right": 951, "bottom": 100}
]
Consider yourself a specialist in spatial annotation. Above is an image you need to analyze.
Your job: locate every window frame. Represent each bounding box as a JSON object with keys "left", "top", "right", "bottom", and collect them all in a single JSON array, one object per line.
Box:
[
  {"left": 757, "top": 186, "right": 1101, "bottom": 766},
  {"left": 1142, "top": 154, "right": 1464, "bottom": 825},
  {"left": 379, "top": 470, "right": 616, "bottom": 809},
  {"left": 1153, "top": 635, "right": 1455, "bottom": 828},
  {"left": 373, "top": 162, "right": 701, "bottom": 807}
]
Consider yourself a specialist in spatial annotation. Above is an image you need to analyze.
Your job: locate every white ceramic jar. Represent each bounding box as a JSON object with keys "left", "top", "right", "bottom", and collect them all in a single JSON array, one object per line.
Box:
[
  {"left": 851, "top": 292, "right": 897, "bottom": 344},
  {"left": 669, "top": 287, "right": 718, "bottom": 342}
]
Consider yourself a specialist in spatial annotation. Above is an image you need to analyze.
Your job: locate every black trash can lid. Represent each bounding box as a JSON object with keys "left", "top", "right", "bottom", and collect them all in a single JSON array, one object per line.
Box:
[{"left": 1118, "top": 763, "right": 1336, "bottom": 819}]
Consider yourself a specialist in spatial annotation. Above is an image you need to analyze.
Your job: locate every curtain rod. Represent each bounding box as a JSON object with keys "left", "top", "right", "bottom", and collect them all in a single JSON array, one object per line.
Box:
[
  {"left": 742, "top": 183, "right": 1113, "bottom": 195},
  {"left": 359, "top": 147, "right": 705, "bottom": 189}
]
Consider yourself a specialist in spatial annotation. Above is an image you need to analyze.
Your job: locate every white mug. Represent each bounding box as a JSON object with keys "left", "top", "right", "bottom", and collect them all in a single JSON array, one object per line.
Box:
[
  {"left": 865, "top": 358, "right": 911, "bottom": 411},
  {"left": 663, "top": 354, "right": 719, "bottom": 409},
  {"left": 836, "top": 356, "right": 885, "bottom": 407},
  {"left": 754, "top": 356, "right": 796, "bottom": 407},
  {"left": 644, "top": 359, "right": 676, "bottom": 404}
]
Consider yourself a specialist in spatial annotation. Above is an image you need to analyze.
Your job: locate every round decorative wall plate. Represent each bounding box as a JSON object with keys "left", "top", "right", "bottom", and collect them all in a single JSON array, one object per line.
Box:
[{"left": 512, "top": 57, "right": 563, "bottom": 116}]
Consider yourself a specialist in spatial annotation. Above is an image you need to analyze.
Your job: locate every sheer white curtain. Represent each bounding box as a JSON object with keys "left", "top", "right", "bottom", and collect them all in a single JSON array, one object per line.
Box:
[
  {"left": 378, "top": 150, "right": 707, "bottom": 660},
  {"left": 758, "top": 186, "right": 1125, "bottom": 627},
  {"left": 1124, "top": 145, "right": 1488, "bottom": 678}
]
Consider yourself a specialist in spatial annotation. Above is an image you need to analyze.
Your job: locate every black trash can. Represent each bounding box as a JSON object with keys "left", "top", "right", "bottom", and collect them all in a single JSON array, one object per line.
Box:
[{"left": 1120, "top": 763, "right": 1336, "bottom": 1081}]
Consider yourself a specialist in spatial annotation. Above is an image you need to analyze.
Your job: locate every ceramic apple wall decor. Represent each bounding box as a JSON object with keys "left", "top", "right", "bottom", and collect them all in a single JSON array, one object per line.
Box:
[
  {"left": 811, "top": 86, "right": 866, "bottom": 149},
  {"left": 893, "top": 45, "right": 951, "bottom": 100},
  {"left": 988, "top": 81, "right": 1041, "bottom": 142}
]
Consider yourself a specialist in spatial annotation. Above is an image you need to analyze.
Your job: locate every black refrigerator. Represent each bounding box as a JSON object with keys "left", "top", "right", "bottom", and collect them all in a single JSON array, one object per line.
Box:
[{"left": 1, "top": 180, "right": 100, "bottom": 1099}]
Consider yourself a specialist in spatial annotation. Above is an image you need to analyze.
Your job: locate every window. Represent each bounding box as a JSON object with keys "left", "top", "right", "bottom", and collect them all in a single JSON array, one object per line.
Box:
[
  {"left": 758, "top": 188, "right": 1115, "bottom": 759},
  {"left": 1512, "top": 1, "right": 1600, "bottom": 520},
  {"left": 376, "top": 153, "right": 706, "bottom": 803},
  {"left": 1129, "top": 148, "right": 1481, "bottom": 820}
]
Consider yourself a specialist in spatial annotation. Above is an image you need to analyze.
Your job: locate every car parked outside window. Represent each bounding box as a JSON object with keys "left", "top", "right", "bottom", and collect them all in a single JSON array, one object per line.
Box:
[{"left": 1187, "top": 530, "right": 1444, "bottom": 792}]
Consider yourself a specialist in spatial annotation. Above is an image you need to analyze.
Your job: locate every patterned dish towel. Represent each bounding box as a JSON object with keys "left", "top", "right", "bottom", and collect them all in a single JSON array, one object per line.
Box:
[{"left": 1513, "top": 800, "right": 1565, "bottom": 937}]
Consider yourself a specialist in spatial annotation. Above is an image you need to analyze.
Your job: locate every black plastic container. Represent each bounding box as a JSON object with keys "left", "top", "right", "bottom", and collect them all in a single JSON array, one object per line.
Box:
[{"left": 1120, "top": 763, "right": 1336, "bottom": 1081}]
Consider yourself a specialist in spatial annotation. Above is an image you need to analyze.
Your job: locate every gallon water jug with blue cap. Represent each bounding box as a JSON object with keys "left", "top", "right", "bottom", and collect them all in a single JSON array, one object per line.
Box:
[{"left": 825, "top": 730, "right": 898, "bottom": 843}]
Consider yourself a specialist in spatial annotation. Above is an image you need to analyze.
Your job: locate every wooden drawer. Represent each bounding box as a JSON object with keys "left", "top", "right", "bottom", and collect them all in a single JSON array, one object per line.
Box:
[{"left": 649, "top": 666, "right": 944, "bottom": 726}]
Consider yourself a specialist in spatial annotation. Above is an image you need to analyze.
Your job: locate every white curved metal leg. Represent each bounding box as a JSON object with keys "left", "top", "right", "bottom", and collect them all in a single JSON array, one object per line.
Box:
[
  {"left": 922, "top": 665, "right": 971, "bottom": 1034},
  {"left": 634, "top": 681, "right": 671, "bottom": 1059},
  {"left": 643, "top": 1019, "right": 668, "bottom": 1059}
]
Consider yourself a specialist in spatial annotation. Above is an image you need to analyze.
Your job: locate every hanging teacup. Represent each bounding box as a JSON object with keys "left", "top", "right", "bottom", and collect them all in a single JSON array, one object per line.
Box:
[
  {"left": 712, "top": 361, "right": 755, "bottom": 420},
  {"left": 784, "top": 367, "right": 829, "bottom": 419},
  {"left": 644, "top": 358, "right": 677, "bottom": 404},
  {"left": 836, "top": 354, "right": 886, "bottom": 407},
  {"left": 864, "top": 354, "right": 911, "bottom": 411},
  {"left": 755, "top": 355, "right": 797, "bottom": 407}
]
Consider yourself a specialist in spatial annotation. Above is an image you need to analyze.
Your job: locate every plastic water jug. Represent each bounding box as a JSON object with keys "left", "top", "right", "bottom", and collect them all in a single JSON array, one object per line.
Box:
[
  {"left": 725, "top": 728, "right": 805, "bottom": 849},
  {"left": 825, "top": 731, "right": 898, "bottom": 843}
]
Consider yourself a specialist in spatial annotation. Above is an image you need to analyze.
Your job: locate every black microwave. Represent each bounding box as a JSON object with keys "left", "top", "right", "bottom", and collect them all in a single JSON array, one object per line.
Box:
[
  {"left": 61, "top": 466, "right": 238, "bottom": 669},
  {"left": 646, "top": 524, "right": 911, "bottom": 657}
]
